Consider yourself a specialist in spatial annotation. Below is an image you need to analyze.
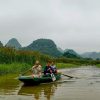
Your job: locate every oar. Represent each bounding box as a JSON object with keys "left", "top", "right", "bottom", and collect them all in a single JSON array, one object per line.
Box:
[
  {"left": 61, "top": 73, "right": 75, "bottom": 78},
  {"left": 51, "top": 73, "right": 56, "bottom": 81},
  {"left": 21, "top": 68, "right": 32, "bottom": 76}
]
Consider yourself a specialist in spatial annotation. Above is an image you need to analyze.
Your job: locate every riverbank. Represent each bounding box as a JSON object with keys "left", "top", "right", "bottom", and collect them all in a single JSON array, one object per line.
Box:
[
  {"left": 0, "top": 63, "right": 31, "bottom": 75},
  {"left": 96, "top": 64, "right": 100, "bottom": 68},
  {"left": 56, "top": 63, "right": 80, "bottom": 69},
  {"left": 0, "top": 63, "right": 99, "bottom": 75},
  {"left": 0, "top": 63, "right": 81, "bottom": 75}
]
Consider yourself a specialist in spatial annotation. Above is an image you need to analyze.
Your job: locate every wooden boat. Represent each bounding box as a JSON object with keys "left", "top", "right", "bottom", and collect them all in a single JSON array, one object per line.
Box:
[{"left": 18, "top": 73, "right": 61, "bottom": 85}]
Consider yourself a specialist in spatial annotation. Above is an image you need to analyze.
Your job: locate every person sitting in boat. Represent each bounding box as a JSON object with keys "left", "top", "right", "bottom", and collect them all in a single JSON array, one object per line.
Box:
[
  {"left": 32, "top": 60, "right": 42, "bottom": 78},
  {"left": 44, "top": 61, "right": 53, "bottom": 76},
  {"left": 51, "top": 61, "right": 57, "bottom": 74}
]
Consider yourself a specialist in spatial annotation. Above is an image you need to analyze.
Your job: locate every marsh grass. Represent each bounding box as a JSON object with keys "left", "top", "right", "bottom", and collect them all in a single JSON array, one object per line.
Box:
[
  {"left": 0, "top": 62, "right": 80, "bottom": 75},
  {"left": 0, "top": 63, "right": 31, "bottom": 75},
  {"left": 56, "top": 63, "right": 80, "bottom": 69},
  {"left": 96, "top": 64, "right": 100, "bottom": 68}
]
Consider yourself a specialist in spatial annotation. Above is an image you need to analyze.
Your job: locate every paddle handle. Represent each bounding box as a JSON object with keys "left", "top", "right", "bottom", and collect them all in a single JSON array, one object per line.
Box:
[
  {"left": 61, "top": 73, "right": 74, "bottom": 78},
  {"left": 21, "top": 68, "right": 32, "bottom": 75},
  {"left": 51, "top": 73, "right": 56, "bottom": 81}
]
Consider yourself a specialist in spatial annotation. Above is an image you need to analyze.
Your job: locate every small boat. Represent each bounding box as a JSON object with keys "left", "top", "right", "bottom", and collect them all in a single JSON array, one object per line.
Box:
[{"left": 18, "top": 73, "right": 61, "bottom": 85}]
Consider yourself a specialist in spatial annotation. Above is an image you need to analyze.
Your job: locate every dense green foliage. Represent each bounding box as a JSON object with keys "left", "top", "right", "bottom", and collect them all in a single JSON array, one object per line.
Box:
[
  {"left": 63, "top": 49, "right": 81, "bottom": 59},
  {"left": 0, "top": 47, "right": 36, "bottom": 64},
  {"left": 54, "top": 57, "right": 100, "bottom": 65},
  {"left": 0, "top": 47, "right": 100, "bottom": 75},
  {"left": 96, "top": 64, "right": 100, "bottom": 68},
  {"left": 56, "top": 63, "right": 79, "bottom": 69},
  {"left": 0, "top": 63, "right": 31, "bottom": 75},
  {"left": 63, "top": 52, "right": 79, "bottom": 58},
  {"left": 0, "top": 47, "right": 52, "bottom": 75},
  {"left": 0, "top": 63, "right": 79, "bottom": 75},
  {"left": 22, "top": 39, "right": 62, "bottom": 57},
  {"left": 0, "top": 47, "right": 53, "bottom": 65},
  {"left": 0, "top": 41, "right": 3, "bottom": 47},
  {"left": 0, "top": 47, "right": 100, "bottom": 66}
]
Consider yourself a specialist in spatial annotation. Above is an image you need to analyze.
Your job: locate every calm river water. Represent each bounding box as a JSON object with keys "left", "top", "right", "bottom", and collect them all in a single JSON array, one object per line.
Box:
[{"left": 0, "top": 66, "right": 100, "bottom": 100}]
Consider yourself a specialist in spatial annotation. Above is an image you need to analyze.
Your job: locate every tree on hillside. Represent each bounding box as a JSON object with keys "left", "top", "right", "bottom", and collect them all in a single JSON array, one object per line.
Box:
[
  {"left": 63, "top": 49, "right": 81, "bottom": 59},
  {"left": 0, "top": 41, "right": 3, "bottom": 47}
]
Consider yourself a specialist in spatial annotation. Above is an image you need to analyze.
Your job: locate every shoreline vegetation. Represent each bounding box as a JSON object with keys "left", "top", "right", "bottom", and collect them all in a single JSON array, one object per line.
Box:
[
  {"left": 0, "top": 63, "right": 80, "bottom": 75},
  {"left": 0, "top": 62, "right": 99, "bottom": 75},
  {"left": 96, "top": 64, "right": 100, "bottom": 68},
  {"left": 0, "top": 47, "right": 100, "bottom": 75}
]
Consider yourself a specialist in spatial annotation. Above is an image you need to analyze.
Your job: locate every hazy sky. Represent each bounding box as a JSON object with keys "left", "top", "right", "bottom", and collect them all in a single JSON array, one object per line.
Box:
[{"left": 0, "top": 0, "right": 100, "bottom": 53}]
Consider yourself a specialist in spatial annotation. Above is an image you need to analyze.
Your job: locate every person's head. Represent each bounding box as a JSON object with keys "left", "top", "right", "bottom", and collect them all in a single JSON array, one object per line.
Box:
[
  {"left": 35, "top": 60, "right": 40, "bottom": 65},
  {"left": 51, "top": 61, "right": 55, "bottom": 66},
  {"left": 47, "top": 61, "right": 51, "bottom": 66}
]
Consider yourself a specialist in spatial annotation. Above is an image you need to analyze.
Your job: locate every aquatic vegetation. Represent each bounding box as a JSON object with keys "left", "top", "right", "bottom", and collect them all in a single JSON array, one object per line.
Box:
[
  {"left": 0, "top": 63, "right": 31, "bottom": 75},
  {"left": 56, "top": 63, "right": 79, "bottom": 69},
  {"left": 96, "top": 64, "right": 100, "bottom": 68}
]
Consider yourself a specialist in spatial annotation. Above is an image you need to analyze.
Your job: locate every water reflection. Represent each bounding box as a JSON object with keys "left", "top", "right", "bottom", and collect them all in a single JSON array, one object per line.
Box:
[
  {"left": 18, "top": 83, "right": 58, "bottom": 100},
  {"left": 0, "top": 74, "right": 20, "bottom": 95}
]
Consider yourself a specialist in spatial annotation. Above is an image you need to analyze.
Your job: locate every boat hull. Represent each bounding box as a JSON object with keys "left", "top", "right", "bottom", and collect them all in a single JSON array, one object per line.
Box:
[{"left": 18, "top": 73, "right": 61, "bottom": 85}]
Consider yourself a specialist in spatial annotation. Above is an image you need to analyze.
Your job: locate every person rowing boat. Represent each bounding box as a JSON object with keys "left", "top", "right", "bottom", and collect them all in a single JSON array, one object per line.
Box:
[
  {"left": 44, "top": 61, "right": 53, "bottom": 76},
  {"left": 44, "top": 61, "right": 56, "bottom": 81}
]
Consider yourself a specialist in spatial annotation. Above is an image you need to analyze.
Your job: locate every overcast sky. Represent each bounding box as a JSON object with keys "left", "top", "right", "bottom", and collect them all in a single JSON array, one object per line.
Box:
[{"left": 0, "top": 0, "right": 100, "bottom": 53}]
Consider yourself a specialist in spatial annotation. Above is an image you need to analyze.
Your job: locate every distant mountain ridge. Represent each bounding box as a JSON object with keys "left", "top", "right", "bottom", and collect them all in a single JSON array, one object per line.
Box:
[
  {"left": 2, "top": 38, "right": 100, "bottom": 59},
  {"left": 57, "top": 47, "right": 64, "bottom": 53},
  {"left": 6, "top": 38, "right": 22, "bottom": 49},
  {"left": 81, "top": 52, "right": 100, "bottom": 60},
  {"left": 22, "top": 39, "right": 62, "bottom": 57}
]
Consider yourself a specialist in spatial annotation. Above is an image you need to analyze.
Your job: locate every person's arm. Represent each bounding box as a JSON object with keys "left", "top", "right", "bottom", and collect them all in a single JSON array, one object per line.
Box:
[
  {"left": 49, "top": 66, "right": 53, "bottom": 73},
  {"left": 38, "top": 65, "right": 42, "bottom": 72},
  {"left": 32, "top": 65, "right": 35, "bottom": 70}
]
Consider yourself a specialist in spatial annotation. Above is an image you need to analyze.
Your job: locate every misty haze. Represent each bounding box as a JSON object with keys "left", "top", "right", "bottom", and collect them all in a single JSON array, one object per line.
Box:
[{"left": 0, "top": 0, "right": 100, "bottom": 53}]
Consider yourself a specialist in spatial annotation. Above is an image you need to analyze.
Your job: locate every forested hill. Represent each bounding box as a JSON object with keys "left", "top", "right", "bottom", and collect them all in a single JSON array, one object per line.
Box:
[
  {"left": 63, "top": 49, "right": 81, "bottom": 58},
  {"left": 22, "top": 39, "right": 62, "bottom": 57},
  {"left": 57, "top": 47, "right": 64, "bottom": 53},
  {"left": 0, "top": 41, "right": 3, "bottom": 47},
  {"left": 1, "top": 38, "right": 83, "bottom": 58},
  {"left": 5, "top": 38, "right": 22, "bottom": 49},
  {"left": 3, "top": 38, "right": 99, "bottom": 59}
]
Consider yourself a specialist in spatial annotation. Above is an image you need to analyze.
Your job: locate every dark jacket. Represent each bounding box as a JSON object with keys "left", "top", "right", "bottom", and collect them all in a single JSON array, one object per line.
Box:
[{"left": 44, "top": 66, "right": 53, "bottom": 75}]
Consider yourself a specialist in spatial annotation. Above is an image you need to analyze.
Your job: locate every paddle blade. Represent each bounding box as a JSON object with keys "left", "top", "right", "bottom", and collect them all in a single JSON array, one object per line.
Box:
[{"left": 51, "top": 73, "right": 56, "bottom": 81}]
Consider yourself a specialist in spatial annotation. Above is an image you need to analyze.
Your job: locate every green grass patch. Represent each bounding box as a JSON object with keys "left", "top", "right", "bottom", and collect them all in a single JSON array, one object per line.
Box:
[
  {"left": 0, "top": 62, "right": 84, "bottom": 76},
  {"left": 0, "top": 63, "right": 31, "bottom": 75},
  {"left": 96, "top": 64, "right": 100, "bottom": 68},
  {"left": 56, "top": 63, "right": 80, "bottom": 69}
]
